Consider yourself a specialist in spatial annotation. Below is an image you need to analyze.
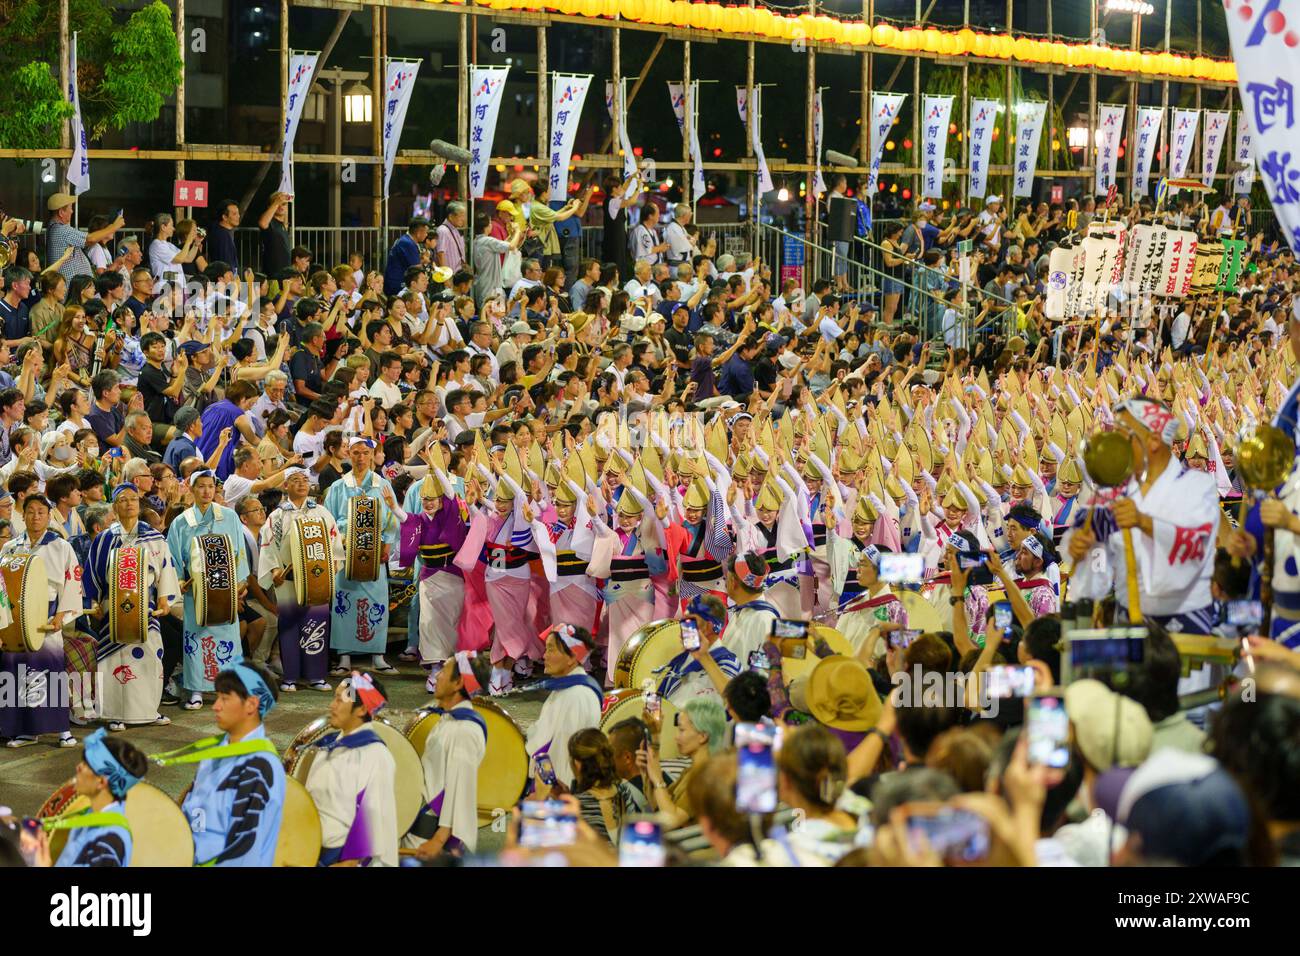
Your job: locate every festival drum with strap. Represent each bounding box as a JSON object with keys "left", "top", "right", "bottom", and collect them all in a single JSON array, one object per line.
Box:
[
  {"left": 283, "top": 715, "right": 425, "bottom": 838},
  {"left": 191, "top": 533, "right": 237, "bottom": 627},
  {"left": 599, "top": 688, "right": 683, "bottom": 760},
  {"left": 274, "top": 777, "right": 322, "bottom": 867},
  {"left": 38, "top": 780, "right": 195, "bottom": 867},
  {"left": 345, "top": 495, "right": 381, "bottom": 582},
  {"left": 614, "top": 619, "right": 684, "bottom": 690},
  {"left": 0, "top": 552, "right": 49, "bottom": 653},
  {"left": 898, "top": 590, "right": 945, "bottom": 635},
  {"left": 289, "top": 516, "right": 335, "bottom": 607},
  {"left": 397, "top": 699, "right": 529, "bottom": 826},
  {"left": 108, "top": 545, "right": 149, "bottom": 645}
]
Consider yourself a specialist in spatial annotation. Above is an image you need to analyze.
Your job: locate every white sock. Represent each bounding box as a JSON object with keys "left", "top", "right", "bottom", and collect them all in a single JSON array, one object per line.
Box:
[
  {"left": 338, "top": 654, "right": 352, "bottom": 670},
  {"left": 371, "top": 654, "right": 387, "bottom": 668}
]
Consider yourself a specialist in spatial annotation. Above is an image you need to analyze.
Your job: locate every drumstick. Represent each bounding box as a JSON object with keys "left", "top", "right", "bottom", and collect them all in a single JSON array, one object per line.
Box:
[
  {"left": 1233, "top": 495, "right": 1250, "bottom": 569},
  {"left": 1122, "top": 527, "right": 1142, "bottom": 624}
]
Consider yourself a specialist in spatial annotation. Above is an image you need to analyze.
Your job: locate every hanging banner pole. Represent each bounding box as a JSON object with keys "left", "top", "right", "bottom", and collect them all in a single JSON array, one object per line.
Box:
[
  {"left": 278, "top": 50, "right": 321, "bottom": 198},
  {"left": 381, "top": 58, "right": 421, "bottom": 201},
  {"left": 468, "top": 65, "right": 510, "bottom": 200},
  {"left": 67, "top": 32, "right": 89, "bottom": 196}
]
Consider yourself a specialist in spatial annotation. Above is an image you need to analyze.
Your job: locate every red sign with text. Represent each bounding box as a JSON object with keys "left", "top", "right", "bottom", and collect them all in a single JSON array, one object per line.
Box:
[
  {"left": 1050, "top": 184, "right": 1063, "bottom": 204},
  {"left": 173, "top": 180, "right": 209, "bottom": 208}
]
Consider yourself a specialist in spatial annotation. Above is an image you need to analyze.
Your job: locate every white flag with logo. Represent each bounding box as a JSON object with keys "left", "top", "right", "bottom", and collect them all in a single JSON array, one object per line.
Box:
[
  {"left": 688, "top": 82, "right": 706, "bottom": 203},
  {"left": 67, "top": 33, "right": 89, "bottom": 196},
  {"left": 668, "top": 83, "right": 687, "bottom": 131},
  {"left": 1131, "top": 106, "right": 1163, "bottom": 199},
  {"left": 736, "top": 87, "right": 775, "bottom": 196},
  {"left": 278, "top": 52, "right": 319, "bottom": 197},
  {"left": 967, "top": 98, "right": 1000, "bottom": 200},
  {"left": 549, "top": 75, "right": 591, "bottom": 200},
  {"left": 1012, "top": 101, "right": 1047, "bottom": 198},
  {"left": 1095, "top": 104, "right": 1126, "bottom": 195},
  {"left": 813, "top": 90, "right": 827, "bottom": 198},
  {"left": 1233, "top": 110, "right": 1256, "bottom": 196},
  {"left": 469, "top": 66, "right": 509, "bottom": 200},
  {"left": 605, "top": 80, "right": 639, "bottom": 218},
  {"left": 867, "top": 92, "right": 907, "bottom": 196},
  {"left": 1168, "top": 108, "right": 1199, "bottom": 180},
  {"left": 921, "top": 95, "right": 953, "bottom": 200},
  {"left": 1201, "top": 110, "right": 1230, "bottom": 188},
  {"left": 1228, "top": 9, "right": 1300, "bottom": 248},
  {"left": 381, "top": 61, "right": 420, "bottom": 200}
]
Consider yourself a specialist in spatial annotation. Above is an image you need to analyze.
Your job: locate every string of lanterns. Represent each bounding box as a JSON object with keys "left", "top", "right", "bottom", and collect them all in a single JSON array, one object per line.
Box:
[{"left": 430, "top": 0, "right": 1237, "bottom": 84}]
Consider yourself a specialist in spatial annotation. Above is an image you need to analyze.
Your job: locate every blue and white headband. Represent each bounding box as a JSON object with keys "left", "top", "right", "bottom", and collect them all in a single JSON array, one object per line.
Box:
[
  {"left": 686, "top": 594, "right": 727, "bottom": 632},
  {"left": 189, "top": 468, "right": 217, "bottom": 483},
  {"left": 224, "top": 663, "right": 276, "bottom": 718},
  {"left": 860, "top": 544, "right": 882, "bottom": 569},
  {"left": 84, "top": 728, "right": 141, "bottom": 799},
  {"left": 110, "top": 483, "right": 140, "bottom": 501}
]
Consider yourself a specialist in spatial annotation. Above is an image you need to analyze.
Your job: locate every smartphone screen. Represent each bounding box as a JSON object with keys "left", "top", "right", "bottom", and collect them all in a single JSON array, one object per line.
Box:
[
  {"left": 680, "top": 618, "right": 702, "bottom": 651},
  {"left": 878, "top": 552, "right": 925, "bottom": 584},
  {"left": 904, "top": 807, "right": 990, "bottom": 862},
  {"left": 890, "top": 628, "right": 921, "bottom": 650},
  {"left": 734, "top": 722, "right": 778, "bottom": 814},
  {"left": 993, "top": 601, "right": 1013, "bottom": 633},
  {"left": 1027, "top": 696, "right": 1071, "bottom": 768},
  {"left": 535, "top": 753, "right": 558, "bottom": 787},
  {"left": 1069, "top": 635, "right": 1146, "bottom": 671},
  {"left": 618, "top": 818, "right": 665, "bottom": 867},
  {"left": 985, "top": 664, "right": 1037, "bottom": 699},
  {"left": 1226, "top": 599, "right": 1263, "bottom": 629},
  {"left": 771, "top": 618, "right": 810, "bottom": 640},
  {"left": 747, "top": 649, "right": 770, "bottom": 673},
  {"left": 642, "top": 692, "right": 662, "bottom": 722},
  {"left": 518, "top": 800, "right": 576, "bottom": 848},
  {"left": 957, "top": 549, "right": 986, "bottom": 571}
]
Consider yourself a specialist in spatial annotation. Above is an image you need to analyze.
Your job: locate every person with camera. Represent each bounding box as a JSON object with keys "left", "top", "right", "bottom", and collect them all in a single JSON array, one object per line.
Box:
[{"left": 44, "top": 194, "right": 124, "bottom": 282}]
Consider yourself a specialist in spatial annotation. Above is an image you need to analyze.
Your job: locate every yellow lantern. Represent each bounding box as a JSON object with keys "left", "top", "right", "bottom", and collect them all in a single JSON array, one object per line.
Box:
[
  {"left": 558, "top": 0, "right": 579, "bottom": 14},
  {"left": 723, "top": 6, "right": 740, "bottom": 32},
  {"left": 999, "top": 35, "right": 1014, "bottom": 58},
  {"left": 710, "top": 4, "right": 726, "bottom": 31},
  {"left": 957, "top": 27, "right": 975, "bottom": 53},
  {"left": 1138, "top": 53, "right": 1153, "bottom": 74},
  {"left": 601, "top": 0, "right": 618, "bottom": 15},
  {"left": 940, "top": 33, "right": 957, "bottom": 56},
  {"left": 652, "top": 0, "right": 669, "bottom": 23},
  {"left": 687, "top": 1, "right": 705, "bottom": 28},
  {"left": 623, "top": 0, "right": 641, "bottom": 20},
  {"left": 815, "top": 15, "right": 835, "bottom": 42},
  {"left": 972, "top": 33, "right": 990, "bottom": 56},
  {"left": 1013, "top": 36, "right": 1032, "bottom": 60},
  {"left": 906, "top": 28, "right": 924, "bottom": 50},
  {"left": 873, "top": 23, "right": 895, "bottom": 46},
  {"left": 923, "top": 28, "right": 941, "bottom": 52}
]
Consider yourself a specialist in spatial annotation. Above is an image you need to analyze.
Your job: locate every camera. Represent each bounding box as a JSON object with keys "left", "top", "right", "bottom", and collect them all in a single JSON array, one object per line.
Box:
[{"left": 0, "top": 211, "right": 44, "bottom": 236}]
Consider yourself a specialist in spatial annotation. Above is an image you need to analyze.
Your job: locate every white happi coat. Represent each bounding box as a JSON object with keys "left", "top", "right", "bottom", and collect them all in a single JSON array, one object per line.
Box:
[
  {"left": 304, "top": 725, "right": 399, "bottom": 867},
  {"left": 412, "top": 700, "right": 486, "bottom": 852},
  {"left": 525, "top": 669, "right": 602, "bottom": 790}
]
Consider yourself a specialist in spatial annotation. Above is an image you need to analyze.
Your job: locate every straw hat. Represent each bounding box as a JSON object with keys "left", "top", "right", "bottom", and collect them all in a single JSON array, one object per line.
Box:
[{"left": 797, "top": 656, "right": 881, "bottom": 732}]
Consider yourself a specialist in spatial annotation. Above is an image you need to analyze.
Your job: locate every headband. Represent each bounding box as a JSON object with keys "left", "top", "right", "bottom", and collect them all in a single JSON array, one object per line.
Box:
[
  {"left": 349, "top": 437, "right": 377, "bottom": 450},
  {"left": 543, "top": 623, "right": 588, "bottom": 662},
  {"left": 732, "top": 554, "right": 767, "bottom": 590},
  {"left": 727, "top": 412, "right": 753, "bottom": 429},
  {"left": 189, "top": 468, "right": 216, "bottom": 483},
  {"left": 1021, "top": 534, "right": 1045, "bottom": 561},
  {"left": 1113, "top": 398, "right": 1180, "bottom": 446},
  {"left": 283, "top": 467, "right": 310, "bottom": 481},
  {"left": 686, "top": 595, "right": 727, "bottom": 633},
  {"left": 83, "top": 728, "right": 140, "bottom": 799},
  {"left": 346, "top": 671, "right": 387, "bottom": 716},
  {"left": 860, "top": 544, "right": 882, "bottom": 569},
  {"left": 454, "top": 651, "right": 481, "bottom": 695},
  {"left": 110, "top": 482, "right": 139, "bottom": 501},
  {"left": 225, "top": 663, "right": 276, "bottom": 718},
  {"left": 1007, "top": 511, "right": 1042, "bottom": 531}
]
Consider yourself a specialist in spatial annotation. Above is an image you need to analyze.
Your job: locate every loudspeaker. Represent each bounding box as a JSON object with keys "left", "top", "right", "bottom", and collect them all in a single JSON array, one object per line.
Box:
[{"left": 827, "top": 196, "right": 856, "bottom": 243}]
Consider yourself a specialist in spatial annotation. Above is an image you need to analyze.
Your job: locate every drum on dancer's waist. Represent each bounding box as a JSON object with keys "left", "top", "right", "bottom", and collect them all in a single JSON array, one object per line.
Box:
[
  {"left": 289, "top": 516, "right": 335, "bottom": 607},
  {"left": 614, "top": 618, "right": 684, "bottom": 690},
  {"left": 897, "top": 590, "right": 945, "bottom": 635},
  {"left": 191, "top": 533, "right": 237, "bottom": 627},
  {"left": 108, "top": 545, "right": 149, "bottom": 645},
  {"left": 0, "top": 552, "right": 49, "bottom": 653},
  {"left": 599, "top": 688, "right": 683, "bottom": 759},
  {"left": 397, "top": 699, "right": 529, "bottom": 826},
  {"left": 345, "top": 495, "right": 381, "bottom": 582},
  {"left": 38, "top": 780, "right": 194, "bottom": 867},
  {"left": 275, "top": 777, "right": 322, "bottom": 867},
  {"left": 283, "top": 715, "right": 425, "bottom": 838}
]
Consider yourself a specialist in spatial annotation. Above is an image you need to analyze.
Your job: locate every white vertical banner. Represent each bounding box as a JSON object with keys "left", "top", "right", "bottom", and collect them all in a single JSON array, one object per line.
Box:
[
  {"left": 867, "top": 91, "right": 907, "bottom": 196},
  {"left": 668, "top": 82, "right": 687, "bottom": 131},
  {"left": 605, "top": 80, "right": 639, "bottom": 218},
  {"left": 278, "top": 52, "right": 320, "bottom": 197},
  {"left": 1131, "top": 107, "right": 1163, "bottom": 199},
  {"left": 1233, "top": 110, "right": 1256, "bottom": 196},
  {"left": 688, "top": 81, "right": 706, "bottom": 203},
  {"left": 1200, "top": 110, "right": 1230, "bottom": 188},
  {"left": 967, "top": 97, "right": 1000, "bottom": 200},
  {"left": 1168, "top": 108, "right": 1199, "bottom": 180},
  {"left": 468, "top": 66, "right": 510, "bottom": 200},
  {"left": 381, "top": 60, "right": 420, "bottom": 200},
  {"left": 1012, "top": 101, "right": 1047, "bottom": 198},
  {"left": 736, "top": 87, "right": 775, "bottom": 196},
  {"left": 813, "top": 90, "right": 827, "bottom": 199},
  {"left": 549, "top": 74, "right": 592, "bottom": 199},
  {"left": 67, "top": 33, "right": 89, "bottom": 196},
  {"left": 920, "top": 95, "right": 953, "bottom": 200},
  {"left": 1228, "top": 8, "right": 1300, "bottom": 248},
  {"left": 1095, "top": 104, "right": 1126, "bottom": 195}
]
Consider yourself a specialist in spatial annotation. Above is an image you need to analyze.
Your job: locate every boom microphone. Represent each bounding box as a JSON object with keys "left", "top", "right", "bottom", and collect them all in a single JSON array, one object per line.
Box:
[
  {"left": 824, "top": 149, "right": 860, "bottom": 168},
  {"left": 429, "top": 139, "right": 474, "bottom": 165}
]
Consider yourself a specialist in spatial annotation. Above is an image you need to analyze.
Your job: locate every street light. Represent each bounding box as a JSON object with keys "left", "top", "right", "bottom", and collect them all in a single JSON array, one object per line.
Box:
[
  {"left": 344, "top": 81, "right": 372, "bottom": 124},
  {"left": 1067, "top": 127, "right": 1089, "bottom": 149}
]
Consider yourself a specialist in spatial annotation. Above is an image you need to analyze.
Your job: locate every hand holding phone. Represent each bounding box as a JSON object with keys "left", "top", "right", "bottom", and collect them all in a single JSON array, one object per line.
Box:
[
  {"left": 679, "top": 618, "right": 702, "bottom": 652},
  {"left": 1026, "top": 696, "right": 1070, "bottom": 768}
]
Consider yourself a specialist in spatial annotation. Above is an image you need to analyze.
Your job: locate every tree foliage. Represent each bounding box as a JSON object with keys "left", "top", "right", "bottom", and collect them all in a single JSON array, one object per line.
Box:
[{"left": 0, "top": 0, "right": 181, "bottom": 148}]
